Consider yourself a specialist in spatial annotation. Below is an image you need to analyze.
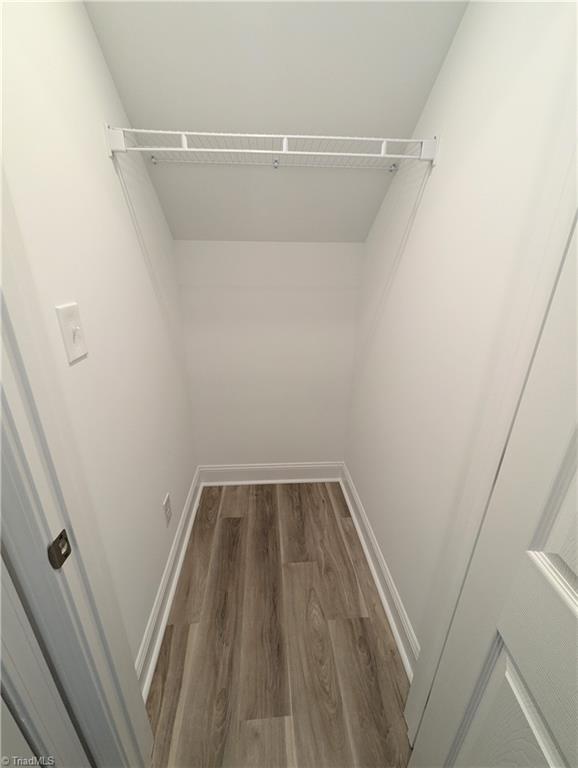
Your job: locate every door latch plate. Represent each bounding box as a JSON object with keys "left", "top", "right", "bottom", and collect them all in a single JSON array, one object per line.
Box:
[{"left": 47, "top": 529, "right": 72, "bottom": 570}]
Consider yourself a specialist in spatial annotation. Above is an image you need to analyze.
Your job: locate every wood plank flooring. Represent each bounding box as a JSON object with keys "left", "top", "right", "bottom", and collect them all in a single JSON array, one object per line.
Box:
[{"left": 147, "top": 482, "right": 411, "bottom": 768}]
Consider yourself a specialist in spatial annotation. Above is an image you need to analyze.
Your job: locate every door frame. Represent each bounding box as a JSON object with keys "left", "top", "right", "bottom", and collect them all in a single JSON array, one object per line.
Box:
[{"left": 1, "top": 244, "right": 152, "bottom": 765}]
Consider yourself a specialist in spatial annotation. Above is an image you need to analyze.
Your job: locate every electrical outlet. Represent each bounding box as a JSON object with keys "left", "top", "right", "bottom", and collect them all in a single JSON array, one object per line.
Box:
[{"left": 162, "top": 493, "right": 172, "bottom": 526}]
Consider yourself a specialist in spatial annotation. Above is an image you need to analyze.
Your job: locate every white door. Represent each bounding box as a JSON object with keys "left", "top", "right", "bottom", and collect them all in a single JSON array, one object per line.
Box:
[
  {"left": 1, "top": 561, "right": 89, "bottom": 766},
  {"left": 410, "top": 220, "right": 577, "bottom": 767}
]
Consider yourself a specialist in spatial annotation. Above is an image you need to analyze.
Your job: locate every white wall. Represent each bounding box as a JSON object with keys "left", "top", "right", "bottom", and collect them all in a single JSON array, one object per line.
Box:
[
  {"left": 3, "top": 3, "right": 196, "bottom": 659},
  {"left": 176, "top": 241, "right": 362, "bottom": 466},
  {"left": 345, "top": 0, "right": 575, "bottom": 714},
  {"left": 5, "top": 2, "right": 574, "bottom": 721}
]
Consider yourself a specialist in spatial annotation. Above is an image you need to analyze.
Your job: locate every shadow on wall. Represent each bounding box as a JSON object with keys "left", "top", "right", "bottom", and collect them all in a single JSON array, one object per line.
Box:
[
  {"left": 412, "top": 206, "right": 578, "bottom": 711},
  {"left": 112, "top": 152, "right": 189, "bottom": 390},
  {"left": 354, "top": 159, "right": 433, "bottom": 368},
  {"left": 408, "top": 124, "right": 577, "bottom": 675}
]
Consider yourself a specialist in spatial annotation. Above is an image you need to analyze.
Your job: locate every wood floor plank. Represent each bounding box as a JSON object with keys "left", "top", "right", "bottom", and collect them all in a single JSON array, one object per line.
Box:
[
  {"left": 228, "top": 717, "right": 294, "bottom": 768},
  {"left": 284, "top": 561, "right": 354, "bottom": 768},
  {"left": 147, "top": 623, "right": 196, "bottom": 768},
  {"left": 169, "top": 517, "right": 247, "bottom": 768},
  {"left": 239, "top": 485, "right": 290, "bottom": 720},
  {"left": 169, "top": 486, "right": 222, "bottom": 624},
  {"left": 329, "top": 617, "right": 410, "bottom": 768},
  {"left": 220, "top": 484, "right": 250, "bottom": 518},
  {"left": 300, "top": 483, "right": 367, "bottom": 619},
  {"left": 154, "top": 483, "right": 411, "bottom": 768},
  {"left": 326, "top": 482, "right": 351, "bottom": 518},
  {"left": 277, "top": 483, "right": 310, "bottom": 563},
  {"left": 339, "top": 517, "right": 410, "bottom": 708}
]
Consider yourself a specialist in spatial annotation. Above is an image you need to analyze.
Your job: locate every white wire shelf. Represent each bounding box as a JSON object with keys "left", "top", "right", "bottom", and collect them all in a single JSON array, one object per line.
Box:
[{"left": 106, "top": 126, "right": 438, "bottom": 170}]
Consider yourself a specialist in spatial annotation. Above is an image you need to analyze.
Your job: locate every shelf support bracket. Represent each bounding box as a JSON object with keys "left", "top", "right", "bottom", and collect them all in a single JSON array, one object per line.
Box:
[
  {"left": 106, "top": 125, "right": 127, "bottom": 158},
  {"left": 420, "top": 136, "right": 438, "bottom": 166}
]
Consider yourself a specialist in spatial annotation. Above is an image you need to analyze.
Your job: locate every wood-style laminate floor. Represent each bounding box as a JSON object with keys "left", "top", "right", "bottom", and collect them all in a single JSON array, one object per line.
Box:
[{"left": 147, "top": 483, "right": 411, "bottom": 768}]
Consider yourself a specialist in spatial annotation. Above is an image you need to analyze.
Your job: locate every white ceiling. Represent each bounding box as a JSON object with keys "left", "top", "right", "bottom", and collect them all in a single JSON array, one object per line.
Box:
[{"left": 88, "top": 2, "right": 465, "bottom": 242}]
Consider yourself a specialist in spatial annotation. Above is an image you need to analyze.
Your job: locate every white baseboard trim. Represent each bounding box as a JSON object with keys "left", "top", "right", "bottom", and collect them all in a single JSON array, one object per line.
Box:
[
  {"left": 197, "top": 461, "right": 343, "bottom": 486},
  {"left": 135, "top": 467, "right": 202, "bottom": 700},
  {"left": 340, "top": 464, "right": 420, "bottom": 681}
]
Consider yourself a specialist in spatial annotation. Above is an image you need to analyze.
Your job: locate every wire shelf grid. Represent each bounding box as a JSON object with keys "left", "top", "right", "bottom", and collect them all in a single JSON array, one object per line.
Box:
[{"left": 107, "top": 127, "right": 437, "bottom": 170}]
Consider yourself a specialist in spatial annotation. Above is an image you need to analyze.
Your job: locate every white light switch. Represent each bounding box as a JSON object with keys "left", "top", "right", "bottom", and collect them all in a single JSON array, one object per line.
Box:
[{"left": 55, "top": 303, "right": 88, "bottom": 364}]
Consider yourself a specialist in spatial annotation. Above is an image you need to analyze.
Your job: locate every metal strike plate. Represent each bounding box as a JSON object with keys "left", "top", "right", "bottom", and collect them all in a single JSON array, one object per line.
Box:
[{"left": 47, "top": 529, "right": 72, "bottom": 570}]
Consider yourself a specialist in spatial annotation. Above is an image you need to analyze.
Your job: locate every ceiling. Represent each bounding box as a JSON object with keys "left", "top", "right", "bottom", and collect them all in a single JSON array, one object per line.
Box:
[{"left": 88, "top": 2, "right": 465, "bottom": 243}]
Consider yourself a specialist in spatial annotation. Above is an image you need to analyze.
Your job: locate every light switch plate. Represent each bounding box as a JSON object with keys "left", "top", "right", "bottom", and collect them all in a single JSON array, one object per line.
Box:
[{"left": 55, "top": 303, "right": 88, "bottom": 365}]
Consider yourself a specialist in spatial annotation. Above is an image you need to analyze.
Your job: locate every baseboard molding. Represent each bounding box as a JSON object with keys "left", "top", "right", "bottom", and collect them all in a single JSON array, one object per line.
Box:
[
  {"left": 340, "top": 464, "right": 420, "bottom": 681},
  {"left": 135, "top": 467, "right": 202, "bottom": 700},
  {"left": 197, "top": 461, "right": 343, "bottom": 485}
]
